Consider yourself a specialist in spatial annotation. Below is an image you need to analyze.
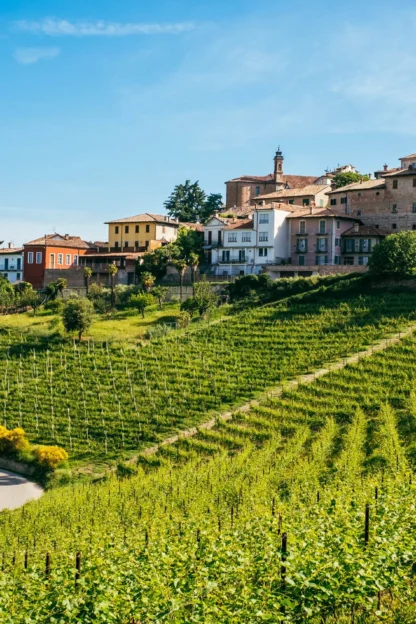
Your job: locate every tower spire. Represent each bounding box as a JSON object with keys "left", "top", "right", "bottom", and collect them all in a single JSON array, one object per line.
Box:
[{"left": 274, "top": 146, "right": 284, "bottom": 182}]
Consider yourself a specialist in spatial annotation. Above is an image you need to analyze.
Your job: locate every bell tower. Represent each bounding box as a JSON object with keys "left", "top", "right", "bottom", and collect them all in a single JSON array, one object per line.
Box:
[{"left": 274, "top": 146, "right": 284, "bottom": 182}]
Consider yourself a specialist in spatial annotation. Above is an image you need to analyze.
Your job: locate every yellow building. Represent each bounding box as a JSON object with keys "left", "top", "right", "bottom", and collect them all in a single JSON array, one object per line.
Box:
[{"left": 105, "top": 213, "right": 180, "bottom": 251}]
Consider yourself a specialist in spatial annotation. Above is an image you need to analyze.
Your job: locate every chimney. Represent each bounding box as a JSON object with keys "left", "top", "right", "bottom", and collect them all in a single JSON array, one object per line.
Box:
[
  {"left": 310, "top": 201, "right": 316, "bottom": 215},
  {"left": 383, "top": 164, "right": 388, "bottom": 172},
  {"left": 353, "top": 222, "right": 359, "bottom": 233},
  {"left": 65, "top": 234, "right": 69, "bottom": 240},
  {"left": 8, "top": 242, "right": 14, "bottom": 249}
]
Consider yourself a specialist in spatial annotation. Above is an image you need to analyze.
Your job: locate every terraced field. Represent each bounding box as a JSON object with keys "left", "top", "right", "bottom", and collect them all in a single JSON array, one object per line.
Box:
[
  {"left": 1, "top": 292, "right": 416, "bottom": 463},
  {"left": 2, "top": 318, "right": 416, "bottom": 622}
]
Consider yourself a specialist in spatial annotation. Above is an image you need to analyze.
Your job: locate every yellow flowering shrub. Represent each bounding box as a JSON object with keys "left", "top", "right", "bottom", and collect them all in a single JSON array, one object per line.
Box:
[
  {"left": 0, "top": 426, "right": 30, "bottom": 455},
  {"left": 33, "top": 445, "right": 69, "bottom": 470}
]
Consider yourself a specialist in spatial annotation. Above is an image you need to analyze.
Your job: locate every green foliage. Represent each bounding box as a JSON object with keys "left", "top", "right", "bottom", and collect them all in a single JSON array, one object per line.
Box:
[
  {"left": 170, "top": 226, "right": 203, "bottom": 262},
  {"left": 152, "top": 285, "right": 168, "bottom": 309},
  {"left": 21, "top": 290, "right": 42, "bottom": 315},
  {"left": 144, "top": 323, "right": 172, "bottom": 341},
  {"left": 13, "top": 281, "right": 32, "bottom": 295},
  {"left": 332, "top": 171, "right": 370, "bottom": 188},
  {"left": 131, "top": 293, "right": 155, "bottom": 318},
  {"left": 140, "top": 271, "right": 155, "bottom": 291},
  {"left": 62, "top": 298, "right": 94, "bottom": 339},
  {"left": 369, "top": 231, "right": 416, "bottom": 277},
  {"left": 55, "top": 278, "right": 67, "bottom": 298},
  {"left": 136, "top": 246, "right": 171, "bottom": 280},
  {"left": 164, "top": 180, "right": 222, "bottom": 223},
  {"left": 181, "top": 278, "right": 218, "bottom": 317}
]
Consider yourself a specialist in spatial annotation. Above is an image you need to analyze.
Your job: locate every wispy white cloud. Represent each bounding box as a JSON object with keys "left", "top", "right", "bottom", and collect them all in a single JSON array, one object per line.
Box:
[
  {"left": 14, "top": 47, "right": 60, "bottom": 64},
  {"left": 14, "top": 18, "right": 195, "bottom": 37}
]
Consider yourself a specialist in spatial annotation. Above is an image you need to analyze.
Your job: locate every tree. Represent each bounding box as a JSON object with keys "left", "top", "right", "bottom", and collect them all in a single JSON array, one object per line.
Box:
[
  {"left": 171, "top": 227, "right": 203, "bottom": 262},
  {"left": 181, "top": 278, "right": 217, "bottom": 318},
  {"left": 173, "top": 258, "right": 187, "bottom": 302},
  {"left": 189, "top": 252, "right": 200, "bottom": 291},
  {"left": 369, "top": 232, "right": 416, "bottom": 277},
  {"left": 21, "top": 290, "right": 42, "bottom": 315},
  {"left": 84, "top": 267, "right": 92, "bottom": 295},
  {"left": 332, "top": 172, "right": 370, "bottom": 189},
  {"left": 136, "top": 246, "right": 171, "bottom": 281},
  {"left": 140, "top": 271, "right": 155, "bottom": 292},
  {"left": 152, "top": 285, "right": 168, "bottom": 310},
  {"left": 55, "top": 278, "right": 67, "bottom": 299},
  {"left": 200, "top": 193, "right": 223, "bottom": 223},
  {"left": 164, "top": 180, "right": 206, "bottom": 223},
  {"left": 62, "top": 298, "right": 94, "bottom": 340},
  {"left": 131, "top": 293, "right": 155, "bottom": 318},
  {"left": 107, "top": 263, "right": 118, "bottom": 311}
]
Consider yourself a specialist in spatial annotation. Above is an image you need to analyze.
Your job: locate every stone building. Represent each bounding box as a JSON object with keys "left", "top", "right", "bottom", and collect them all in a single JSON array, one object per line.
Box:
[{"left": 341, "top": 224, "right": 388, "bottom": 266}]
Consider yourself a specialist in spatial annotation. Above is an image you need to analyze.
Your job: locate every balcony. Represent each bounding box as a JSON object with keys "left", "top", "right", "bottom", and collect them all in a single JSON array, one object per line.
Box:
[{"left": 203, "top": 241, "right": 221, "bottom": 249}]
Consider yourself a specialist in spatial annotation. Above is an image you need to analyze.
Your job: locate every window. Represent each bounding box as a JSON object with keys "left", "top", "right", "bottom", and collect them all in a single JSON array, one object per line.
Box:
[
  {"left": 35, "top": 252, "right": 42, "bottom": 264},
  {"left": 359, "top": 256, "right": 369, "bottom": 266},
  {"left": 258, "top": 248, "right": 268, "bottom": 257},
  {"left": 17, "top": 258, "right": 21, "bottom": 270},
  {"left": 259, "top": 213, "right": 269, "bottom": 224},
  {"left": 412, "top": 203, "right": 416, "bottom": 213},
  {"left": 413, "top": 179, "right": 416, "bottom": 188},
  {"left": 319, "top": 199, "right": 324, "bottom": 207},
  {"left": 135, "top": 241, "right": 139, "bottom": 248},
  {"left": 255, "top": 186, "right": 260, "bottom": 196},
  {"left": 299, "top": 221, "right": 306, "bottom": 235},
  {"left": 27, "top": 252, "right": 34, "bottom": 264},
  {"left": 303, "top": 198, "right": 310, "bottom": 207},
  {"left": 58, "top": 254, "right": 63, "bottom": 265},
  {"left": 162, "top": 226, "right": 166, "bottom": 233},
  {"left": 376, "top": 191, "right": 380, "bottom": 195},
  {"left": 335, "top": 238, "right": 340, "bottom": 247},
  {"left": 334, "top": 256, "right": 340, "bottom": 265},
  {"left": 343, "top": 257, "right": 354, "bottom": 265},
  {"left": 124, "top": 241, "right": 129, "bottom": 248},
  {"left": 145, "top": 240, "right": 149, "bottom": 248},
  {"left": 65, "top": 254, "right": 71, "bottom": 265},
  {"left": 115, "top": 241, "right": 119, "bottom": 249},
  {"left": 344, "top": 239, "right": 354, "bottom": 253},
  {"left": 222, "top": 250, "right": 230, "bottom": 262},
  {"left": 146, "top": 225, "right": 150, "bottom": 233},
  {"left": 413, "top": 224, "right": 416, "bottom": 230},
  {"left": 319, "top": 220, "right": 326, "bottom": 234},
  {"left": 125, "top": 226, "right": 129, "bottom": 234},
  {"left": 16, "top": 273, "right": 20, "bottom": 280},
  {"left": 73, "top": 255, "right": 78, "bottom": 266},
  {"left": 340, "top": 197, "right": 347, "bottom": 205},
  {"left": 296, "top": 239, "right": 308, "bottom": 253},
  {"left": 393, "top": 180, "right": 398, "bottom": 189},
  {"left": 316, "top": 255, "right": 328, "bottom": 265},
  {"left": 330, "top": 198, "right": 337, "bottom": 206},
  {"left": 115, "top": 226, "right": 119, "bottom": 234},
  {"left": 336, "top": 220, "right": 340, "bottom": 229},
  {"left": 298, "top": 255, "right": 305, "bottom": 266},
  {"left": 228, "top": 233, "right": 237, "bottom": 243},
  {"left": 135, "top": 225, "right": 139, "bottom": 233},
  {"left": 375, "top": 224, "right": 379, "bottom": 229},
  {"left": 316, "top": 237, "right": 328, "bottom": 252},
  {"left": 242, "top": 234, "right": 251, "bottom": 242},
  {"left": 259, "top": 232, "right": 268, "bottom": 242},
  {"left": 238, "top": 250, "right": 246, "bottom": 262},
  {"left": 392, "top": 224, "right": 397, "bottom": 229},
  {"left": 361, "top": 239, "right": 371, "bottom": 253},
  {"left": 392, "top": 204, "right": 397, "bottom": 213},
  {"left": 289, "top": 199, "right": 295, "bottom": 205}
]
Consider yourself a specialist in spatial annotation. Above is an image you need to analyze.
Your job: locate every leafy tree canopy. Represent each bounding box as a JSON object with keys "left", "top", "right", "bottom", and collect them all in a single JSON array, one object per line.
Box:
[
  {"left": 332, "top": 172, "right": 370, "bottom": 189},
  {"left": 164, "top": 180, "right": 222, "bottom": 223},
  {"left": 62, "top": 298, "right": 94, "bottom": 340},
  {"left": 369, "top": 231, "right": 416, "bottom": 277},
  {"left": 171, "top": 227, "right": 203, "bottom": 262}
]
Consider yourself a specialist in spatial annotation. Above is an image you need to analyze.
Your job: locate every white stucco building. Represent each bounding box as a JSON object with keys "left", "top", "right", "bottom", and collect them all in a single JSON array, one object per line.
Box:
[
  {"left": 204, "top": 204, "right": 292, "bottom": 276},
  {"left": 0, "top": 244, "right": 24, "bottom": 283}
]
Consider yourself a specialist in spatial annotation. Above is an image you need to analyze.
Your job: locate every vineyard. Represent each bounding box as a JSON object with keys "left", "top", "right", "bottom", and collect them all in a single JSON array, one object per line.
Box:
[
  {"left": 1, "top": 292, "right": 416, "bottom": 463},
  {"left": 1, "top": 315, "right": 416, "bottom": 620}
]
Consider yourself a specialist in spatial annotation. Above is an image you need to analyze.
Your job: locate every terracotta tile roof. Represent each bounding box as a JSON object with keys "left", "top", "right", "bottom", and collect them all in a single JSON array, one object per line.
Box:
[
  {"left": 226, "top": 173, "right": 319, "bottom": 188},
  {"left": 220, "top": 207, "right": 253, "bottom": 218},
  {"left": 255, "top": 202, "right": 303, "bottom": 212},
  {"left": 342, "top": 225, "right": 390, "bottom": 237},
  {"left": 105, "top": 213, "right": 180, "bottom": 225},
  {"left": 84, "top": 251, "right": 145, "bottom": 259},
  {"left": 180, "top": 222, "right": 205, "bottom": 232},
  {"left": 223, "top": 218, "right": 254, "bottom": 230},
  {"left": 382, "top": 167, "right": 416, "bottom": 177},
  {"left": 24, "top": 234, "right": 91, "bottom": 249},
  {"left": 287, "top": 207, "right": 359, "bottom": 220},
  {"left": 0, "top": 247, "right": 23, "bottom": 254},
  {"left": 400, "top": 153, "right": 416, "bottom": 159},
  {"left": 327, "top": 179, "right": 385, "bottom": 194},
  {"left": 255, "top": 184, "right": 330, "bottom": 200}
]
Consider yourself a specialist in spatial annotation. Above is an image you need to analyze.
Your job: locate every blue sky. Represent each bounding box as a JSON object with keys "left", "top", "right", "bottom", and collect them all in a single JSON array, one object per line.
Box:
[{"left": 1, "top": 0, "right": 416, "bottom": 245}]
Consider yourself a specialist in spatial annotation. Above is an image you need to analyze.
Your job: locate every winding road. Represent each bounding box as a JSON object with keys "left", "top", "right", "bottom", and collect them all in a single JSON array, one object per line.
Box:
[{"left": 0, "top": 469, "right": 43, "bottom": 511}]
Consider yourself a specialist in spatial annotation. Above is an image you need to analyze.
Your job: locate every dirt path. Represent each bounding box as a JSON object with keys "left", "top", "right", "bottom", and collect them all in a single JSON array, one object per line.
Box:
[
  {"left": 0, "top": 469, "right": 43, "bottom": 511},
  {"left": 138, "top": 324, "right": 416, "bottom": 457}
]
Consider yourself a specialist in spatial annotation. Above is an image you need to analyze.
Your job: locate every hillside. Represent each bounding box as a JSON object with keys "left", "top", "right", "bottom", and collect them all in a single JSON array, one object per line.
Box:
[{"left": 1, "top": 289, "right": 416, "bottom": 621}]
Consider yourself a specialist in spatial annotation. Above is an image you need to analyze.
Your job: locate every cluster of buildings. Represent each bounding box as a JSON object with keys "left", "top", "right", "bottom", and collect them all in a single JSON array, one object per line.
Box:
[
  {"left": 2, "top": 148, "right": 416, "bottom": 288},
  {"left": 204, "top": 149, "right": 416, "bottom": 277}
]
